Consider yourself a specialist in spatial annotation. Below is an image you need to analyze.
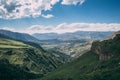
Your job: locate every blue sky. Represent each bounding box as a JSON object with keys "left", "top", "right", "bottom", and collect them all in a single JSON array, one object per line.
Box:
[{"left": 0, "top": 0, "right": 120, "bottom": 34}]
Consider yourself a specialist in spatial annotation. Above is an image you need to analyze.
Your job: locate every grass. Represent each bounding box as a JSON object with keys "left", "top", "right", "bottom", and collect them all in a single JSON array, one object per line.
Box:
[
  {"left": 39, "top": 51, "right": 120, "bottom": 80},
  {"left": 40, "top": 51, "right": 99, "bottom": 80},
  {"left": 0, "top": 36, "right": 66, "bottom": 80},
  {"left": 0, "top": 37, "right": 30, "bottom": 48}
]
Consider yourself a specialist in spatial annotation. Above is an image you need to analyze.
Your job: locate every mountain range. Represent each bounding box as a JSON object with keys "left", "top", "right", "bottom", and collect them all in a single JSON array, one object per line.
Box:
[
  {"left": 33, "top": 31, "right": 114, "bottom": 41},
  {"left": 0, "top": 29, "right": 40, "bottom": 43},
  {"left": 0, "top": 29, "right": 120, "bottom": 80}
]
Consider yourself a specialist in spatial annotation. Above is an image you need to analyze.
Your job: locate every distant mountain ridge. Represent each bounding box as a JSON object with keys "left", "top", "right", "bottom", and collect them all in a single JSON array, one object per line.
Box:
[
  {"left": 33, "top": 33, "right": 58, "bottom": 40},
  {"left": 33, "top": 31, "right": 114, "bottom": 40},
  {"left": 0, "top": 30, "right": 114, "bottom": 42},
  {"left": 0, "top": 29, "right": 40, "bottom": 43}
]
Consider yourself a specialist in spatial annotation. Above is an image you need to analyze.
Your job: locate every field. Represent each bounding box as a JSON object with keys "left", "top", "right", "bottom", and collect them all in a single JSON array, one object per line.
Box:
[{"left": 0, "top": 37, "right": 30, "bottom": 48}]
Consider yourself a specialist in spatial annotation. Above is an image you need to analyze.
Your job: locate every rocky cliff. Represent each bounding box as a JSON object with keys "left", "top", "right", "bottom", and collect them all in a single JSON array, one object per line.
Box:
[{"left": 91, "top": 31, "right": 120, "bottom": 61}]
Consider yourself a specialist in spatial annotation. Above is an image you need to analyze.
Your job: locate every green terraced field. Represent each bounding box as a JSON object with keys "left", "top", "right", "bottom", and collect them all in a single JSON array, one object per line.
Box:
[{"left": 0, "top": 37, "right": 30, "bottom": 48}]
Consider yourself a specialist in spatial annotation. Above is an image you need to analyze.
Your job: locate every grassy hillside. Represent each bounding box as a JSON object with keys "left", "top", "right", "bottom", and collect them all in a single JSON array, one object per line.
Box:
[
  {"left": 0, "top": 37, "right": 31, "bottom": 48},
  {"left": 40, "top": 52, "right": 98, "bottom": 80},
  {"left": 0, "top": 36, "right": 65, "bottom": 80},
  {"left": 40, "top": 51, "right": 120, "bottom": 80},
  {"left": 0, "top": 59, "right": 40, "bottom": 80}
]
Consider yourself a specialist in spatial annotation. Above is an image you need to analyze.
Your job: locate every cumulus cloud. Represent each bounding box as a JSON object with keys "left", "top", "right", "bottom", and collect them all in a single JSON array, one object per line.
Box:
[
  {"left": 61, "top": 0, "right": 85, "bottom": 5},
  {"left": 0, "top": 0, "right": 86, "bottom": 19},
  {"left": 18, "top": 23, "right": 120, "bottom": 34},
  {"left": 0, "top": 0, "right": 59, "bottom": 19}
]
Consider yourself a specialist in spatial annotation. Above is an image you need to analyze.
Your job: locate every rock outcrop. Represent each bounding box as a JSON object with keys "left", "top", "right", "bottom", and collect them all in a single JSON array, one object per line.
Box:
[{"left": 91, "top": 31, "right": 120, "bottom": 61}]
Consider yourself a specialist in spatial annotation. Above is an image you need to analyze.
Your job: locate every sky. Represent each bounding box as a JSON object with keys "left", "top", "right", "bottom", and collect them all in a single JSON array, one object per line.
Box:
[{"left": 0, "top": 0, "right": 120, "bottom": 34}]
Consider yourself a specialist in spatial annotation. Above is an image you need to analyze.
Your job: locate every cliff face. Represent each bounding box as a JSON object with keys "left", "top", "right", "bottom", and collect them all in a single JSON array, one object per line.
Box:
[
  {"left": 91, "top": 41, "right": 113, "bottom": 61},
  {"left": 91, "top": 31, "right": 120, "bottom": 61}
]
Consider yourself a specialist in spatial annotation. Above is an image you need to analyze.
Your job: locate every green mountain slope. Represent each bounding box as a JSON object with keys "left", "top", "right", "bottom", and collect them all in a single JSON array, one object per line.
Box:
[
  {"left": 40, "top": 31, "right": 120, "bottom": 80},
  {"left": 0, "top": 59, "right": 40, "bottom": 80},
  {"left": 0, "top": 37, "right": 31, "bottom": 48},
  {"left": 0, "top": 35, "right": 65, "bottom": 80}
]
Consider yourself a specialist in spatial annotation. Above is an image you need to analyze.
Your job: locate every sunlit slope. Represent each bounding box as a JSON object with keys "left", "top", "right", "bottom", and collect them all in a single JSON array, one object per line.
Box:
[
  {"left": 0, "top": 37, "right": 31, "bottom": 48},
  {"left": 0, "top": 36, "right": 64, "bottom": 80}
]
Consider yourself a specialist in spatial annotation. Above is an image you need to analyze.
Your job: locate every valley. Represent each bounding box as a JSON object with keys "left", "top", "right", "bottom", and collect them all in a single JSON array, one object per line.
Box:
[
  {"left": 0, "top": 30, "right": 120, "bottom": 80},
  {"left": 41, "top": 39, "right": 92, "bottom": 58},
  {"left": 33, "top": 31, "right": 113, "bottom": 58},
  {"left": 38, "top": 30, "right": 120, "bottom": 80},
  {"left": 0, "top": 0, "right": 119, "bottom": 80}
]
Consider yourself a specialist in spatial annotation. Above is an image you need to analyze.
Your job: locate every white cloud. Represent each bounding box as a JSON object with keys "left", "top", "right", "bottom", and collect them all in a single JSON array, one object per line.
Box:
[
  {"left": 61, "top": 0, "right": 85, "bottom": 5},
  {"left": 55, "top": 23, "right": 120, "bottom": 33},
  {"left": 0, "top": 0, "right": 86, "bottom": 19},
  {"left": 51, "top": 0, "right": 60, "bottom": 5},
  {"left": 18, "top": 23, "right": 120, "bottom": 34},
  {"left": 1, "top": 23, "right": 120, "bottom": 34},
  {"left": 25, "top": 25, "right": 54, "bottom": 34},
  {"left": 42, "top": 14, "right": 54, "bottom": 18},
  {"left": 0, "top": 0, "right": 59, "bottom": 19}
]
